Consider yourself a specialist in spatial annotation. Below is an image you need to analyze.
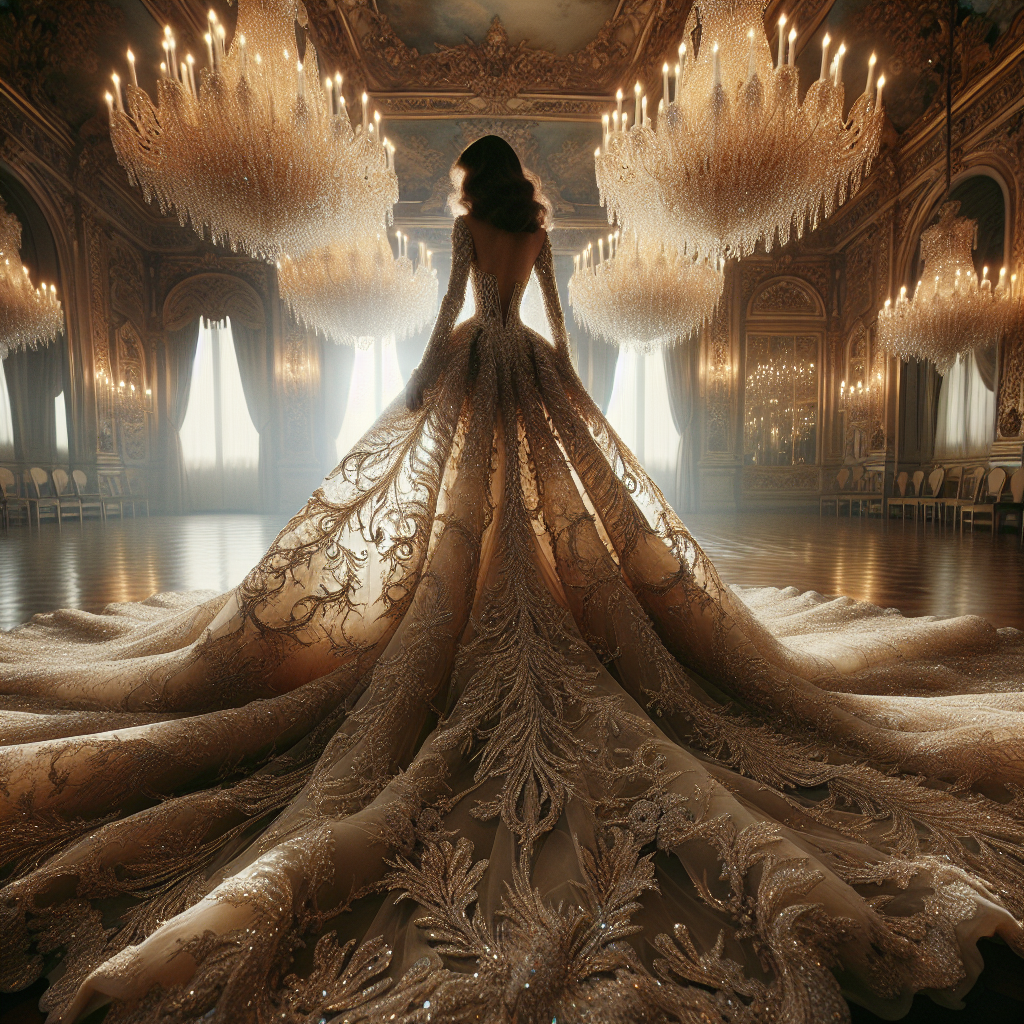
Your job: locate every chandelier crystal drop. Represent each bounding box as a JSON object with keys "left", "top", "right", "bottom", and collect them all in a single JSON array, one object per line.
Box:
[
  {"left": 568, "top": 230, "right": 724, "bottom": 350},
  {"left": 595, "top": 0, "right": 886, "bottom": 261},
  {"left": 0, "top": 200, "right": 64, "bottom": 358},
  {"left": 106, "top": 0, "right": 398, "bottom": 262},
  {"left": 279, "top": 232, "right": 438, "bottom": 346},
  {"left": 877, "top": 202, "right": 1020, "bottom": 374}
]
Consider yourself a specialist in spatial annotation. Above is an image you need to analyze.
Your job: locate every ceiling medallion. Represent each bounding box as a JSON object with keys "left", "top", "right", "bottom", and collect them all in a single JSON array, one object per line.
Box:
[
  {"left": 278, "top": 231, "right": 437, "bottom": 346},
  {"left": 568, "top": 230, "right": 724, "bottom": 351},
  {"left": 106, "top": 0, "right": 397, "bottom": 262},
  {"left": 877, "top": 202, "right": 1019, "bottom": 373},
  {"left": 0, "top": 199, "right": 64, "bottom": 358},
  {"left": 595, "top": 0, "right": 886, "bottom": 261}
]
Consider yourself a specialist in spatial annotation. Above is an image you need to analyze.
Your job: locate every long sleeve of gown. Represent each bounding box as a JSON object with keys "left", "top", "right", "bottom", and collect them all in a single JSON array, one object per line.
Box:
[
  {"left": 534, "top": 234, "right": 572, "bottom": 364},
  {"left": 415, "top": 217, "right": 474, "bottom": 387}
]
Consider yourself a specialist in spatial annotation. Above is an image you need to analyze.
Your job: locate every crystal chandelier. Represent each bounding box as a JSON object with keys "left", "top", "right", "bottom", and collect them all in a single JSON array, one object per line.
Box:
[
  {"left": 106, "top": 0, "right": 397, "bottom": 262},
  {"left": 876, "top": 1, "right": 1021, "bottom": 374},
  {"left": 568, "top": 230, "right": 724, "bottom": 350},
  {"left": 876, "top": 203, "right": 1020, "bottom": 374},
  {"left": 0, "top": 199, "right": 63, "bottom": 358},
  {"left": 595, "top": 0, "right": 886, "bottom": 261},
  {"left": 278, "top": 231, "right": 438, "bottom": 346}
]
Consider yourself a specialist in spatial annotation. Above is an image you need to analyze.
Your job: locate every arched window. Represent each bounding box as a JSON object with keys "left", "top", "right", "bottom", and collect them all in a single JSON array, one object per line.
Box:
[
  {"left": 180, "top": 319, "right": 261, "bottom": 511},
  {"left": 606, "top": 350, "right": 681, "bottom": 494},
  {"left": 334, "top": 339, "right": 404, "bottom": 460}
]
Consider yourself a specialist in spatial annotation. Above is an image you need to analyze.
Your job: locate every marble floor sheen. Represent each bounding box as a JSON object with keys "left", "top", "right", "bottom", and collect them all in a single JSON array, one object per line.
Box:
[
  {"left": 0, "top": 511, "right": 1022, "bottom": 1024},
  {"left": 0, "top": 509, "right": 1022, "bottom": 631}
]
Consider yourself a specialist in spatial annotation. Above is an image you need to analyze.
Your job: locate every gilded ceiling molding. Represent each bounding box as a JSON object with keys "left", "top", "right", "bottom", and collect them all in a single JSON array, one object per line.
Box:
[{"left": 303, "top": 0, "right": 694, "bottom": 119}]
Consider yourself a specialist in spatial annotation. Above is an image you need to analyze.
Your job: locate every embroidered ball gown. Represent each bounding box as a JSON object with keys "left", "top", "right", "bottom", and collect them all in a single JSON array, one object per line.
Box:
[{"left": 2, "top": 216, "right": 1023, "bottom": 1024}]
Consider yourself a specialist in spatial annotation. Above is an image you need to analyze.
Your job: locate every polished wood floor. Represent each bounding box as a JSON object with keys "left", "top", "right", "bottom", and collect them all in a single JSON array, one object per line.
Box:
[
  {"left": 0, "top": 511, "right": 1021, "bottom": 1020},
  {"left": 1, "top": 510, "right": 1022, "bottom": 630}
]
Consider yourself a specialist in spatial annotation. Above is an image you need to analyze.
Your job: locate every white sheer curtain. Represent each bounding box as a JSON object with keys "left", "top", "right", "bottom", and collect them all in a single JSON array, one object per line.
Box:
[
  {"left": 335, "top": 338, "right": 404, "bottom": 460},
  {"left": 0, "top": 359, "right": 14, "bottom": 462},
  {"left": 54, "top": 391, "right": 68, "bottom": 461},
  {"left": 934, "top": 351, "right": 995, "bottom": 459},
  {"left": 180, "top": 319, "right": 261, "bottom": 511},
  {"left": 606, "top": 349, "right": 681, "bottom": 499}
]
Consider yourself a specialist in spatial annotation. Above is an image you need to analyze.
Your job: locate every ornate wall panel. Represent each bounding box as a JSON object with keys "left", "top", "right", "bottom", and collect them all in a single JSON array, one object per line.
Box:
[
  {"left": 114, "top": 320, "right": 149, "bottom": 463},
  {"left": 161, "top": 272, "right": 266, "bottom": 331}
]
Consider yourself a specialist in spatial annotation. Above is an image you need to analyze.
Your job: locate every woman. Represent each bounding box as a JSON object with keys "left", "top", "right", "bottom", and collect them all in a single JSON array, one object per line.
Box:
[{"left": 1, "top": 136, "right": 1022, "bottom": 1024}]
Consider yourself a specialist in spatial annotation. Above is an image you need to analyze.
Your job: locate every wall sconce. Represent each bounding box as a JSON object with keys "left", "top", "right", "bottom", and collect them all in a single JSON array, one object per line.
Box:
[{"left": 708, "top": 360, "right": 732, "bottom": 403}]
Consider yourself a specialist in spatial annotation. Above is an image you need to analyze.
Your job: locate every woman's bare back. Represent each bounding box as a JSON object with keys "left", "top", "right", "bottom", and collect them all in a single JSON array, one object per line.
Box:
[{"left": 464, "top": 214, "right": 547, "bottom": 322}]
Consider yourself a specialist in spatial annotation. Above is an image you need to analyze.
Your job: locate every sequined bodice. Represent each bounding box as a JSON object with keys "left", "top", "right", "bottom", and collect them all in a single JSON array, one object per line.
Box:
[{"left": 471, "top": 266, "right": 527, "bottom": 329}]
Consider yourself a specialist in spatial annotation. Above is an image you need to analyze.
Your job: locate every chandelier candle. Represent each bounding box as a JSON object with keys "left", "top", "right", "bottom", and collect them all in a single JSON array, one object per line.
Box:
[{"left": 107, "top": 0, "right": 398, "bottom": 262}]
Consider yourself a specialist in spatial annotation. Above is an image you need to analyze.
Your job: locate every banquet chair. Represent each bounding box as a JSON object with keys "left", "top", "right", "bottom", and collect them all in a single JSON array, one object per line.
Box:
[
  {"left": 961, "top": 467, "right": 1007, "bottom": 533},
  {"left": 914, "top": 468, "right": 946, "bottom": 523},
  {"left": 944, "top": 466, "right": 985, "bottom": 526},
  {"left": 887, "top": 472, "right": 911, "bottom": 518},
  {"left": 0, "top": 467, "right": 30, "bottom": 529},
  {"left": 935, "top": 465, "right": 962, "bottom": 524},
  {"left": 98, "top": 473, "right": 127, "bottom": 520},
  {"left": 72, "top": 470, "right": 105, "bottom": 521},
  {"left": 894, "top": 469, "right": 926, "bottom": 520},
  {"left": 992, "top": 466, "right": 1024, "bottom": 542},
  {"left": 837, "top": 465, "right": 865, "bottom": 516},
  {"left": 124, "top": 469, "right": 150, "bottom": 516},
  {"left": 858, "top": 470, "right": 885, "bottom": 517},
  {"left": 25, "top": 467, "right": 62, "bottom": 527},
  {"left": 51, "top": 468, "right": 84, "bottom": 524},
  {"left": 819, "top": 466, "right": 851, "bottom": 517}
]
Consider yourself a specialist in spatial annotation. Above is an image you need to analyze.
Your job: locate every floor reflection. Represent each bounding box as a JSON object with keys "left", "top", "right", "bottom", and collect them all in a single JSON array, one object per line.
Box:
[
  {"left": 0, "top": 512, "right": 1021, "bottom": 631},
  {"left": 685, "top": 512, "right": 1024, "bottom": 629},
  {"left": 0, "top": 514, "right": 288, "bottom": 630}
]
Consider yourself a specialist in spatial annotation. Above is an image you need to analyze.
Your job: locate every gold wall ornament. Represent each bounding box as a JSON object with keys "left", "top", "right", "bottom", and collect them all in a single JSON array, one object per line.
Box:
[
  {"left": 876, "top": 202, "right": 1021, "bottom": 374},
  {"left": 106, "top": 0, "right": 398, "bottom": 263},
  {"left": 0, "top": 199, "right": 64, "bottom": 358},
  {"left": 567, "top": 230, "right": 724, "bottom": 351},
  {"left": 594, "top": 0, "right": 886, "bottom": 262},
  {"left": 278, "top": 231, "right": 438, "bottom": 346}
]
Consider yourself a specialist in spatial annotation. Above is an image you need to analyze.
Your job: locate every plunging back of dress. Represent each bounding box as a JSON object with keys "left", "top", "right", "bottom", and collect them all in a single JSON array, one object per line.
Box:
[
  {"left": 463, "top": 213, "right": 547, "bottom": 325},
  {"left": 1, "top": 215, "right": 1022, "bottom": 1024}
]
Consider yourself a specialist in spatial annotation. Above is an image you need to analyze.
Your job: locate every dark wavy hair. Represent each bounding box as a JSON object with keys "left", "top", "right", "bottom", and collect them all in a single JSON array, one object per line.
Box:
[{"left": 451, "top": 135, "right": 549, "bottom": 233}]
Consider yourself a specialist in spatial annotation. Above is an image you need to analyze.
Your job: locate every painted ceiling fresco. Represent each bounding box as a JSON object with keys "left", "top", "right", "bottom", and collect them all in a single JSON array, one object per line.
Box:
[{"left": 376, "top": 0, "right": 620, "bottom": 56}]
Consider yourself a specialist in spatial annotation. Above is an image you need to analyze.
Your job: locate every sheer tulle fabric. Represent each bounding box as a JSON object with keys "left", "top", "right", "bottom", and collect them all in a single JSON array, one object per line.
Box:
[{"left": 1, "top": 218, "right": 1022, "bottom": 1024}]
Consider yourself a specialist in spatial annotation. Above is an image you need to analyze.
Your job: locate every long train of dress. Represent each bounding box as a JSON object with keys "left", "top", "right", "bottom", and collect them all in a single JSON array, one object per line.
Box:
[{"left": 1, "top": 218, "right": 1022, "bottom": 1024}]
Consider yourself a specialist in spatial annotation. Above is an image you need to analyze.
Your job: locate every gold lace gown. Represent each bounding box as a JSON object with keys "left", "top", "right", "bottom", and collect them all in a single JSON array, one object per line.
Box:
[{"left": 2, "top": 217, "right": 1023, "bottom": 1024}]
